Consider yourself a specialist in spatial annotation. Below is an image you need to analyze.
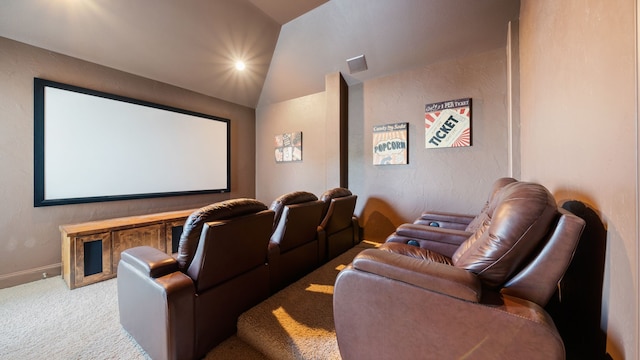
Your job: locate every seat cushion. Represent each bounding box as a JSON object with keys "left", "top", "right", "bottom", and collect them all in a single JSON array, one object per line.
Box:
[
  {"left": 379, "top": 242, "right": 453, "bottom": 265},
  {"left": 452, "top": 182, "right": 557, "bottom": 288}
]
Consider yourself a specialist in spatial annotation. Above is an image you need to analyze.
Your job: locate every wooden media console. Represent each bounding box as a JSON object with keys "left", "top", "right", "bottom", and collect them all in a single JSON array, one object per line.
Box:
[{"left": 60, "top": 208, "right": 196, "bottom": 289}]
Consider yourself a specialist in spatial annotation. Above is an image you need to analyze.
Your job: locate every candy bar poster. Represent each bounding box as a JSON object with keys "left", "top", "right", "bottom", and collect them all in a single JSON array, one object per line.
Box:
[
  {"left": 373, "top": 122, "right": 408, "bottom": 165},
  {"left": 275, "top": 132, "right": 302, "bottom": 163},
  {"left": 424, "top": 98, "right": 471, "bottom": 149}
]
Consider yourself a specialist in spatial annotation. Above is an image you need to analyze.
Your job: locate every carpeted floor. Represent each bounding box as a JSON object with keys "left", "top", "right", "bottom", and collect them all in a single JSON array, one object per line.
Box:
[
  {"left": 0, "top": 241, "right": 377, "bottom": 360},
  {"left": 237, "top": 241, "right": 378, "bottom": 360}
]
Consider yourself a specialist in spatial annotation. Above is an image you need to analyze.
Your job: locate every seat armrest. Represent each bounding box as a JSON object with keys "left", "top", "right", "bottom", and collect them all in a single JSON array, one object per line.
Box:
[
  {"left": 414, "top": 211, "right": 475, "bottom": 230},
  {"left": 334, "top": 251, "right": 565, "bottom": 360},
  {"left": 117, "top": 257, "right": 196, "bottom": 360},
  {"left": 352, "top": 249, "right": 481, "bottom": 302},
  {"left": 386, "top": 224, "right": 471, "bottom": 258},
  {"left": 395, "top": 223, "right": 472, "bottom": 245},
  {"left": 120, "top": 246, "right": 179, "bottom": 278}
]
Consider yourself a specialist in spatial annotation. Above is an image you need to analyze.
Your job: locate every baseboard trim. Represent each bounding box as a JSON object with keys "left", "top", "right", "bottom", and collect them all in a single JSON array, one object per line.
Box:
[{"left": 0, "top": 263, "right": 62, "bottom": 290}]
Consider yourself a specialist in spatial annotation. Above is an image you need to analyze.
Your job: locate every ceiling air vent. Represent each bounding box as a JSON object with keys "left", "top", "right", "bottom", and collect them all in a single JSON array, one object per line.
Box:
[{"left": 347, "top": 54, "right": 368, "bottom": 74}]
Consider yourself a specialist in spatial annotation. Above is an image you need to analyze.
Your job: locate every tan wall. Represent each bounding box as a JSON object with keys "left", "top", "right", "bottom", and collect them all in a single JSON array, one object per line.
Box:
[
  {"left": 256, "top": 49, "right": 512, "bottom": 241},
  {"left": 519, "top": 1, "right": 637, "bottom": 358},
  {"left": 0, "top": 37, "right": 257, "bottom": 288},
  {"left": 255, "top": 91, "right": 328, "bottom": 203},
  {"left": 349, "top": 48, "right": 514, "bottom": 241},
  {"left": 255, "top": 73, "right": 348, "bottom": 206}
]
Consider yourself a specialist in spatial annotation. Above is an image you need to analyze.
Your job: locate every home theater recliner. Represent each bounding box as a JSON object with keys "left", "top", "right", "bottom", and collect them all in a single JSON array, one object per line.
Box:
[
  {"left": 317, "top": 187, "right": 359, "bottom": 261},
  {"left": 267, "top": 190, "right": 325, "bottom": 293},
  {"left": 333, "top": 181, "right": 585, "bottom": 359},
  {"left": 117, "top": 198, "right": 275, "bottom": 360}
]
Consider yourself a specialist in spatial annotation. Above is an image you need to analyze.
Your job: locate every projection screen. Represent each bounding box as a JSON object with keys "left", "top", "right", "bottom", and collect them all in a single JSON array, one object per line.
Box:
[{"left": 34, "top": 78, "right": 230, "bottom": 207}]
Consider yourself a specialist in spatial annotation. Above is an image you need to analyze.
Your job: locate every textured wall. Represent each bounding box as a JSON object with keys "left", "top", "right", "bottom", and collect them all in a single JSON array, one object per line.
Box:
[
  {"left": 255, "top": 91, "right": 328, "bottom": 204},
  {"left": 519, "top": 1, "right": 637, "bottom": 358},
  {"left": 348, "top": 48, "right": 512, "bottom": 241},
  {"left": 0, "top": 37, "right": 257, "bottom": 288},
  {"left": 256, "top": 48, "right": 512, "bottom": 242}
]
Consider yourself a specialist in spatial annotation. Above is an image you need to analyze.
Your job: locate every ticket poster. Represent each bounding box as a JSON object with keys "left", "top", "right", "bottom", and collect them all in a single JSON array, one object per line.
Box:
[
  {"left": 424, "top": 98, "right": 471, "bottom": 149},
  {"left": 275, "top": 132, "right": 302, "bottom": 163},
  {"left": 373, "top": 122, "right": 408, "bottom": 165}
]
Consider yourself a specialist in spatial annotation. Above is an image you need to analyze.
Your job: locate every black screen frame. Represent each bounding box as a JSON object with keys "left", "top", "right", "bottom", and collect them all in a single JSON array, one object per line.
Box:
[{"left": 34, "top": 78, "right": 231, "bottom": 207}]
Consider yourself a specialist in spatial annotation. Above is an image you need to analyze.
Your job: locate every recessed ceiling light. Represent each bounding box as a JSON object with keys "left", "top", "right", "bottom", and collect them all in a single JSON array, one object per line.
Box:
[{"left": 235, "top": 61, "right": 246, "bottom": 71}]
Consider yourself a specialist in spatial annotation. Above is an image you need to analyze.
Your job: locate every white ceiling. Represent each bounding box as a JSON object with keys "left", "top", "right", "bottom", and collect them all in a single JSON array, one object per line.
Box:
[{"left": 0, "top": 0, "right": 519, "bottom": 109}]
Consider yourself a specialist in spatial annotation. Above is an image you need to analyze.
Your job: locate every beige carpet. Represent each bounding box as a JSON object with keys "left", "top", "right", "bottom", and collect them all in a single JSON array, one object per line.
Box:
[
  {"left": 0, "top": 241, "right": 377, "bottom": 360},
  {"left": 237, "top": 241, "right": 378, "bottom": 360}
]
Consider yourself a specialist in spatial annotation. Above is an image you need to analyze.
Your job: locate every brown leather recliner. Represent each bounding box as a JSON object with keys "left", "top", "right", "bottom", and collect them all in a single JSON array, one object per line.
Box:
[
  {"left": 267, "top": 191, "right": 325, "bottom": 293},
  {"left": 385, "top": 177, "right": 517, "bottom": 257},
  {"left": 317, "top": 188, "right": 360, "bottom": 262},
  {"left": 117, "top": 199, "right": 274, "bottom": 360},
  {"left": 413, "top": 177, "right": 517, "bottom": 230},
  {"left": 334, "top": 181, "right": 585, "bottom": 360}
]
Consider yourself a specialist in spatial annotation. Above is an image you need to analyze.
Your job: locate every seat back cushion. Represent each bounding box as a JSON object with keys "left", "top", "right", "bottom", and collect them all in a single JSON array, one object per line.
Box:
[
  {"left": 464, "top": 177, "right": 518, "bottom": 233},
  {"left": 319, "top": 187, "right": 353, "bottom": 218},
  {"left": 177, "top": 198, "right": 268, "bottom": 269},
  {"left": 320, "top": 195, "right": 357, "bottom": 234},
  {"left": 452, "top": 182, "right": 558, "bottom": 288},
  {"left": 188, "top": 209, "right": 274, "bottom": 291},
  {"left": 269, "top": 191, "right": 319, "bottom": 232}
]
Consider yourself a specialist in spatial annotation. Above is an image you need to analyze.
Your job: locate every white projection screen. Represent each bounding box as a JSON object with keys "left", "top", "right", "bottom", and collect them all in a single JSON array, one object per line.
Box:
[{"left": 34, "top": 78, "right": 230, "bottom": 207}]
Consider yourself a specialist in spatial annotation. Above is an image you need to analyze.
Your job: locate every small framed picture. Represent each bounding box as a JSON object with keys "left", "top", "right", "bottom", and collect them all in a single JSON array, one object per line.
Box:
[
  {"left": 425, "top": 98, "right": 471, "bottom": 149},
  {"left": 275, "top": 132, "right": 302, "bottom": 163},
  {"left": 372, "top": 122, "right": 408, "bottom": 165}
]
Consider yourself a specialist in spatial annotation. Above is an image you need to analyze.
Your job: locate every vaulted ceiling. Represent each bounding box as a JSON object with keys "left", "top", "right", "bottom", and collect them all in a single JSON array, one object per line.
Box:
[{"left": 0, "top": 0, "right": 519, "bottom": 109}]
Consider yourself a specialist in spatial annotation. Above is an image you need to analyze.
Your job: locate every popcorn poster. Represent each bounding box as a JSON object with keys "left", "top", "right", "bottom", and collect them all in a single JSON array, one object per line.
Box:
[
  {"left": 424, "top": 98, "right": 471, "bottom": 149},
  {"left": 274, "top": 132, "right": 302, "bottom": 163},
  {"left": 372, "top": 122, "right": 408, "bottom": 165}
]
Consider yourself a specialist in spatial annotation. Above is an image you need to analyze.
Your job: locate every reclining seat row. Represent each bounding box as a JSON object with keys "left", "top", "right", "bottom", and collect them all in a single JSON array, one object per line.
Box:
[
  {"left": 334, "top": 180, "right": 586, "bottom": 359},
  {"left": 117, "top": 188, "right": 360, "bottom": 360},
  {"left": 268, "top": 188, "right": 360, "bottom": 292},
  {"left": 385, "top": 177, "right": 517, "bottom": 255}
]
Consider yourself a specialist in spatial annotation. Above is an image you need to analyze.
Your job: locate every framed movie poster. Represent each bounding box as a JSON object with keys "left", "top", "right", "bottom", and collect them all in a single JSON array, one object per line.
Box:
[
  {"left": 373, "top": 122, "right": 408, "bottom": 165},
  {"left": 425, "top": 98, "right": 471, "bottom": 149},
  {"left": 275, "top": 132, "right": 302, "bottom": 163}
]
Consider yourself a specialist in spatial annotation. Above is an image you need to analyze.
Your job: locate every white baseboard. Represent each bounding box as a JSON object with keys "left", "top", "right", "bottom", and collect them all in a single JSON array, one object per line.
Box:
[{"left": 0, "top": 263, "right": 62, "bottom": 290}]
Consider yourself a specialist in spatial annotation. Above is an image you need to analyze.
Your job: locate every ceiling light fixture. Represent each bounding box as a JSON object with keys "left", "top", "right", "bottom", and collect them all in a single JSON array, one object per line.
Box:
[
  {"left": 346, "top": 54, "right": 368, "bottom": 74},
  {"left": 235, "top": 61, "right": 246, "bottom": 71}
]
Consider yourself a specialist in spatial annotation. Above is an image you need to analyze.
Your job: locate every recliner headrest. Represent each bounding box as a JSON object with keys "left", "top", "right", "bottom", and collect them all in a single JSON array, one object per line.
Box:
[
  {"left": 320, "top": 188, "right": 352, "bottom": 202},
  {"left": 465, "top": 177, "right": 518, "bottom": 233},
  {"left": 177, "top": 198, "right": 268, "bottom": 269},
  {"left": 270, "top": 191, "right": 319, "bottom": 231}
]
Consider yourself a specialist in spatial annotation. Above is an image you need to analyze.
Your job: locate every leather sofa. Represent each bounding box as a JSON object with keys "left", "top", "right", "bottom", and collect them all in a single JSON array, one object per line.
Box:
[
  {"left": 334, "top": 181, "right": 585, "bottom": 359},
  {"left": 117, "top": 198, "right": 274, "bottom": 360},
  {"left": 267, "top": 191, "right": 325, "bottom": 292},
  {"left": 317, "top": 187, "right": 360, "bottom": 261}
]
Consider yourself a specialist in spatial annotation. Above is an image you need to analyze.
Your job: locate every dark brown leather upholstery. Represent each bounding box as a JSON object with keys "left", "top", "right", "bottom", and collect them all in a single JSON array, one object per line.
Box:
[
  {"left": 413, "top": 177, "right": 517, "bottom": 231},
  {"left": 117, "top": 198, "right": 274, "bottom": 360},
  {"left": 317, "top": 188, "right": 359, "bottom": 261},
  {"left": 386, "top": 177, "right": 517, "bottom": 257},
  {"left": 334, "top": 182, "right": 585, "bottom": 360},
  {"left": 267, "top": 191, "right": 325, "bottom": 292}
]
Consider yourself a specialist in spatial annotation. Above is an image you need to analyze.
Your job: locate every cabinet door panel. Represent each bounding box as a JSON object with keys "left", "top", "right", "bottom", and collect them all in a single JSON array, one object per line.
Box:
[
  {"left": 74, "top": 232, "right": 111, "bottom": 288},
  {"left": 112, "top": 224, "right": 165, "bottom": 270}
]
